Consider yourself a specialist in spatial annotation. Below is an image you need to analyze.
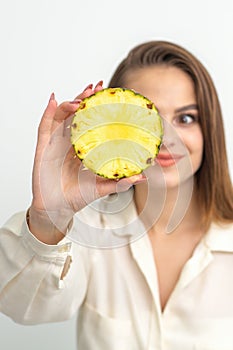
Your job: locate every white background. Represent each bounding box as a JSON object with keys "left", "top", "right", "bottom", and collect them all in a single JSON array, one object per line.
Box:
[{"left": 0, "top": 0, "right": 232, "bottom": 349}]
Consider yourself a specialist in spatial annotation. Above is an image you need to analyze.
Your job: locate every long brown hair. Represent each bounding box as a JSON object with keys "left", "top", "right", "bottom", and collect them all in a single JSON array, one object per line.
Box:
[{"left": 108, "top": 40, "right": 233, "bottom": 229}]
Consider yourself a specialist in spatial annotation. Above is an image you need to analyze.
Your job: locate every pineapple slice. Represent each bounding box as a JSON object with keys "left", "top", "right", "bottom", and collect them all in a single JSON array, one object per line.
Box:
[{"left": 70, "top": 87, "right": 163, "bottom": 179}]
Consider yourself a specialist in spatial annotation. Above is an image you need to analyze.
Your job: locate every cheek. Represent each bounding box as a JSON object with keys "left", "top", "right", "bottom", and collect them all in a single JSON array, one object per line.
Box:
[{"left": 178, "top": 127, "right": 204, "bottom": 158}]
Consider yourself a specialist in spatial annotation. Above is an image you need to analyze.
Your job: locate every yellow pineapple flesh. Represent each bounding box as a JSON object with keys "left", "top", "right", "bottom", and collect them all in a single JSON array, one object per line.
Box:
[{"left": 70, "top": 87, "right": 163, "bottom": 179}]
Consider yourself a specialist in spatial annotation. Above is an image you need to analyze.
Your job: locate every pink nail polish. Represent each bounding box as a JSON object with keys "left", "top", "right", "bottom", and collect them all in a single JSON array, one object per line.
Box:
[
  {"left": 69, "top": 99, "right": 82, "bottom": 104},
  {"left": 134, "top": 179, "right": 147, "bottom": 184},
  {"left": 49, "top": 92, "right": 55, "bottom": 101},
  {"left": 133, "top": 174, "right": 147, "bottom": 184},
  {"left": 84, "top": 84, "right": 93, "bottom": 91},
  {"left": 95, "top": 80, "right": 103, "bottom": 89}
]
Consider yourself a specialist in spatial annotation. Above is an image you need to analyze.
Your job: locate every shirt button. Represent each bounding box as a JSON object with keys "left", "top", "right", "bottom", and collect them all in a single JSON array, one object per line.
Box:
[{"left": 58, "top": 244, "right": 70, "bottom": 253}]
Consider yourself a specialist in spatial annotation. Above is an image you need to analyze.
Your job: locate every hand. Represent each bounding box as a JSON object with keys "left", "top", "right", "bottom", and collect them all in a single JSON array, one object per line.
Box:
[{"left": 29, "top": 81, "right": 146, "bottom": 243}]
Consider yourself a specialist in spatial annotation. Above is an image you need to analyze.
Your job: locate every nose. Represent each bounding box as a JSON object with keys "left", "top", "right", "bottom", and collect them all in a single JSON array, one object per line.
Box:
[{"left": 161, "top": 119, "right": 176, "bottom": 148}]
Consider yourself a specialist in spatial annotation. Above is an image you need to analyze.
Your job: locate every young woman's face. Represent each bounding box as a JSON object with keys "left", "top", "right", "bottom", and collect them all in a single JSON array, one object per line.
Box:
[{"left": 124, "top": 65, "right": 204, "bottom": 188}]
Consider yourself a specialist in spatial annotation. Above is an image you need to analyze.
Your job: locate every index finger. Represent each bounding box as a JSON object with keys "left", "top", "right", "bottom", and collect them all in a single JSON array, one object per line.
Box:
[
  {"left": 53, "top": 100, "right": 81, "bottom": 123},
  {"left": 74, "top": 80, "right": 104, "bottom": 101}
]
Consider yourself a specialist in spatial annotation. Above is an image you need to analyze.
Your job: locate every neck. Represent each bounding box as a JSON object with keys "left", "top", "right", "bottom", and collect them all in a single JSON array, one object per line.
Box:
[{"left": 134, "top": 178, "right": 202, "bottom": 235}]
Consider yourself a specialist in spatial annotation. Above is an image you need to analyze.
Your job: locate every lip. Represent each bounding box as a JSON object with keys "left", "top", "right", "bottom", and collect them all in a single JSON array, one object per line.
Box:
[{"left": 155, "top": 153, "right": 184, "bottom": 167}]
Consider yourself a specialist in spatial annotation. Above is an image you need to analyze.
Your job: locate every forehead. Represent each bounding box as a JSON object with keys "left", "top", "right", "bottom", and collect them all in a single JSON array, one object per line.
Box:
[{"left": 124, "top": 66, "right": 196, "bottom": 109}]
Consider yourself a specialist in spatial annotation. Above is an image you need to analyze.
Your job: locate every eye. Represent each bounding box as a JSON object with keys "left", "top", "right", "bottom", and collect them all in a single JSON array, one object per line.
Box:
[{"left": 174, "top": 113, "right": 198, "bottom": 126}]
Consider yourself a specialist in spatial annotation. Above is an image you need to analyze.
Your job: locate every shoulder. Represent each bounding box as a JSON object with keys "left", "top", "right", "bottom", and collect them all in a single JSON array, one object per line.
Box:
[{"left": 204, "top": 222, "right": 233, "bottom": 252}]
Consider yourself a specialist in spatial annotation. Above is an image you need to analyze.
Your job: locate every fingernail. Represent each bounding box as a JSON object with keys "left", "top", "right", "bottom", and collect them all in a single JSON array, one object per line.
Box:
[
  {"left": 69, "top": 99, "right": 82, "bottom": 104},
  {"left": 49, "top": 92, "right": 55, "bottom": 101},
  {"left": 134, "top": 175, "right": 147, "bottom": 184},
  {"left": 95, "top": 80, "right": 103, "bottom": 89},
  {"left": 83, "top": 83, "right": 93, "bottom": 91},
  {"left": 134, "top": 178, "right": 147, "bottom": 184}
]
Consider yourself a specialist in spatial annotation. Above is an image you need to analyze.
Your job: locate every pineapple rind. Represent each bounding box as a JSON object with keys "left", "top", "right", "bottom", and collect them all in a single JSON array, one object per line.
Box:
[{"left": 78, "top": 88, "right": 158, "bottom": 111}]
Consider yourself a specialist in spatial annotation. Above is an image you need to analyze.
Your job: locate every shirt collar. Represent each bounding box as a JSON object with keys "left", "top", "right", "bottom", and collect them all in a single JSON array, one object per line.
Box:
[
  {"left": 93, "top": 189, "right": 233, "bottom": 252},
  {"left": 103, "top": 190, "right": 233, "bottom": 253},
  {"left": 203, "top": 223, "right": 233, "bottom": 252},
  {"left": 101, "top": 188, "right": 146, "bottom": 238}
]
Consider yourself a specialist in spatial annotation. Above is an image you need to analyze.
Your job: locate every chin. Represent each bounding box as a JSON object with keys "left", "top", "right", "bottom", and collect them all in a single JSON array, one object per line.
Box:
[{"left": 145, "top": 158, "right": 195, "bottom": 190}]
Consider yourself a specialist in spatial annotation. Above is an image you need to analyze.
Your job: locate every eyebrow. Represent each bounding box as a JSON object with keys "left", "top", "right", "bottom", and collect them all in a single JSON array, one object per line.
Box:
[{"left": 175, "top": 104, "right": 198, "bottom": 113}]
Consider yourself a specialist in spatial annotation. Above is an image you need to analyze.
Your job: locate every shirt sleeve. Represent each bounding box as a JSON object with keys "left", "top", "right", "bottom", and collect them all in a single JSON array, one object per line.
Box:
[{"left": 0, "top": 211, "right": 89, "bottom": 325}]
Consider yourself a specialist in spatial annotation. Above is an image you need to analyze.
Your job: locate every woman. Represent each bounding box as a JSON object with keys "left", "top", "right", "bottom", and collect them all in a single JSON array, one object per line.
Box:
[{"left": 0, "top": 41, "right": 233, "bottom": 349}]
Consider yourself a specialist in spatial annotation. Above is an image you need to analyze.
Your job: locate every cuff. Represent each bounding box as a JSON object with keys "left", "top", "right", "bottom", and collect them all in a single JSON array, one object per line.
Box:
[{"left": 21, "top": 211, "right": 74, "bottom": 259}]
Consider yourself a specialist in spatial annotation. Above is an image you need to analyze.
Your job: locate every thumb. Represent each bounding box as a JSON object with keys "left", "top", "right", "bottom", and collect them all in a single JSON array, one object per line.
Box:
[
  {"left": 115, "top": 174, "right": 147, "bottom": 193},
  {"left": 96, "top": 174, "right": 147, "bottom": 198}
]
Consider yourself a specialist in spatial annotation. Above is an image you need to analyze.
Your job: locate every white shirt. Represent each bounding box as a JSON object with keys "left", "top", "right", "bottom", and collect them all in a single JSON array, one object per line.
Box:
[{"left": 0, "top": 189, "right": 233, "bottom": 350}]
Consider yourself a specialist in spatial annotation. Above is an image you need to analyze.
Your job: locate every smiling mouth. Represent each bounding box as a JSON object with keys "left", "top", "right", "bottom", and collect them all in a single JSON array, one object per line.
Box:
[{"left": 155, "top": 153, "right": 184, "bottom": 167}]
